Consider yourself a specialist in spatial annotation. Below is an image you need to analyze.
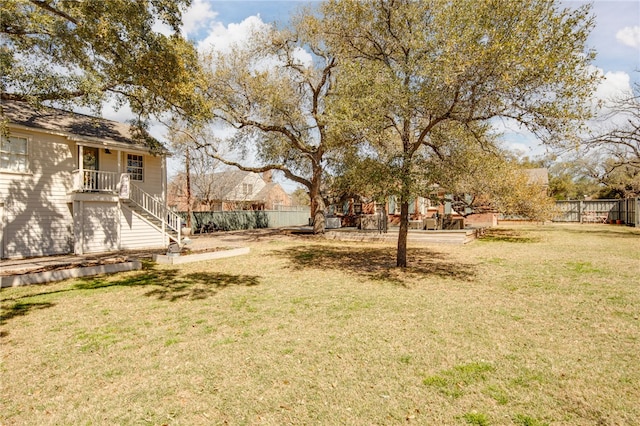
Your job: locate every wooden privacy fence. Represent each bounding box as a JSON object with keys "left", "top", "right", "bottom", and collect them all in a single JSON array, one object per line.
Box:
[
  {"left": 553, "top": 198, "right": 639, "bottom": 226},
  {"left": 180, "top": 209, "right": 311, "bottom": 233}
]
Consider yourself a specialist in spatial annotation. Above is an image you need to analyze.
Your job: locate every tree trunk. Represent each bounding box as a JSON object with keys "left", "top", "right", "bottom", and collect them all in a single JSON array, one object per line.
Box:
[
  {"left": 396, "top": 198, "right": 409, "bottom": 267},
  {"left": 396, "top": 150, "right": 412, "bottom": 267},
  {"left": 312, "top": 194, "right": 326, "bottom": 234},
  {"left": 309, "top": 165, "right": 326, "bottom": 234}
]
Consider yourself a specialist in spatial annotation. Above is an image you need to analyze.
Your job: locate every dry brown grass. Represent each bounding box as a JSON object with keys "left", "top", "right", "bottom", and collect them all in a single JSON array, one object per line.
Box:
[{"left": 1, "top": 224, "right": 639, "bottom": 425}]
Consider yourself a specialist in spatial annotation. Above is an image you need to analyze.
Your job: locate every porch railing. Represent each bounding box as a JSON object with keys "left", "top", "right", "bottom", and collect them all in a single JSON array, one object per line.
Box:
[
  {"left": 129, "top": 182, "right": 182, "bottom": 244},
  {"left": 71, "top": 170, "right": 182, "bottom": 243},
  {"left": 72, "top": 169, "right": 119, "bottom": 192}
]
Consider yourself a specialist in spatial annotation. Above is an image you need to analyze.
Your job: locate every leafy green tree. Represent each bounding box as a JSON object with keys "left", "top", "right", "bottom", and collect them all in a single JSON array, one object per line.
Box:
[
  {"left": 200, "top": 19, "right": 338, "bottom": 233},
  {"left": 316, "top": 0, "right": 598, "bottom": 266},
  {"left": 1, "top": 0, "right": 208, "bottom": 123},
  {"left": 291, "top": 188, "right": 311, "bottom": 207},
  {"left": 546, "top": 158, "right": 601, "bottom": 200},
  {"left": 328, "top": 149, "right": 399, "bottom": 205},
  {"left": 428, "top": 133, "right": 555, "bottom": 221}
]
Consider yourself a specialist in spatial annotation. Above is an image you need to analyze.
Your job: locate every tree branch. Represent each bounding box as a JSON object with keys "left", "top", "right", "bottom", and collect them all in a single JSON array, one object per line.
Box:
[
  {"left": 208, "top": 153, "right": 312, "bottom": 189},
  {"left": 29, "top": 0, "right": 78, "bottom": 25}
]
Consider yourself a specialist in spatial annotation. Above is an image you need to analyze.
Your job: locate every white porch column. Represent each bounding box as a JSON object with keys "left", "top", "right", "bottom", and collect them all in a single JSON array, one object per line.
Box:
[
  {"left": 77, "top": 144, "right": 84, "bottom": 190},
  {"left": 78, "top": 144, "right": 84, "bottom": 170}
]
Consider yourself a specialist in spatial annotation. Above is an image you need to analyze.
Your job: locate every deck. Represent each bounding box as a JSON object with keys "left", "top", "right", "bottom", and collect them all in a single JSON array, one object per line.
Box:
[{"left": 323, "top": 227, "right": 481, "bottom": 245}]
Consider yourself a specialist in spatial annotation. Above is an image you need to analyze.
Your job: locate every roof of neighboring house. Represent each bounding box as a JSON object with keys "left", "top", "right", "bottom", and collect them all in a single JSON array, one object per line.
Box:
[
  {"left": 524, "top": 168, "right": 549, "bottom": 186},
  {"left": 171, "top": 170, "right": 288, "bottom": 202},
  {"left": 210, "top": 170, "right": 256, "bottom": 198},
  {"left": 1, "top": 100, "right": 166, "bottom": 153},
  {"left": 255, "top": 182, "right": 285, "bottom": 201}
]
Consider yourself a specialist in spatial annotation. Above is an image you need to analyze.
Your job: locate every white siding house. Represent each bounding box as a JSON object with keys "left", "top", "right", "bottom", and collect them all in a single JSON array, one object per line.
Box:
[{"left": 0, "top": 101, "right": 181, "bottom": 259}]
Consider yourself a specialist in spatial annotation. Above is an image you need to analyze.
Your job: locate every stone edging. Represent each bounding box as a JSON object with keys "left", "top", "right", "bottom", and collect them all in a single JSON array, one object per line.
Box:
[{"left": 1, "top": 261, "right": 142, "bottom": 288}]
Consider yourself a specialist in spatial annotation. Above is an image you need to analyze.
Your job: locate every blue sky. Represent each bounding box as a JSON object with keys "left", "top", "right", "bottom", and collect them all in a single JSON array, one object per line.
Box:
[
  {"left": 153, "top": 0, "right": 639, "bottom": 182},
  {"left": 184, "top": 1, "right": 639, "bottom": 84}
]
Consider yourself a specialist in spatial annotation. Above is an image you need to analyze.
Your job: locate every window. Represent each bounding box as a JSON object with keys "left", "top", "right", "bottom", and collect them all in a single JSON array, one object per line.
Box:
[
  {"left": 0, "top": 136, "right": 28, "bottom": 172},
  {"left": 126, "top": 154, "right": 143, "bottom": 181},
  {"left": 242, "top": 183, "right": 253, "bottom": 196}
]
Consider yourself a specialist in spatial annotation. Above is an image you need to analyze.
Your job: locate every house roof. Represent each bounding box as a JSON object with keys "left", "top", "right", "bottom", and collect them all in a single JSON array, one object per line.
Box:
[
  {"left": 195, "top": 170, "right": 286, "bottom": 201},
  {"left": 255, "top": 182, "right": 282, "bottom": 201},
  {"left": 210, "top": 170, "right": 255, "bottom": 198},
  {"left": 1, "top": 100, "right": 166, "bottom": 154},
  {"left": 524, "top": 168, "right": 549, "bottom": 186}
]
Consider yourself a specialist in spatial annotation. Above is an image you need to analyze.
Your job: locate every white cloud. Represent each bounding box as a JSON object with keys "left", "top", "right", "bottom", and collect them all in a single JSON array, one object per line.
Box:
[
  {"left": 506, "top": 142, "right": 529, "bottom": 156},
  {"left": 195, "top": 15, "right": 313, "bottom": 76},
  {"left": 491, "top": 117, "right": 547, "bottom": 156},
  {"left": 151, "top": 0, "right": 218, "bottom": 38},
  {"left": 576, "top": 67, "right": 635, "bottom": 137},
  {"left": 616, "top": 26, "right": 640, "bottom": 49},
  {"left": 182, "top": 0, "right": 218, "bottom": 38},
  {"left": 197, "top": 15, "right": 270, "bottom": 53},
  {"left": 292, "top": 46, "right": 313, "bottom": 68},
  {"left": 593, "top": 69, "right": 632, "bottom": 103}
]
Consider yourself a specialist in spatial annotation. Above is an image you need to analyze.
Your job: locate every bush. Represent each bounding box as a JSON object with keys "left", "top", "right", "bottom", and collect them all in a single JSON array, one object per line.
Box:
[{"left": 180, "top": 211, "right": 270, "bottom": 233}]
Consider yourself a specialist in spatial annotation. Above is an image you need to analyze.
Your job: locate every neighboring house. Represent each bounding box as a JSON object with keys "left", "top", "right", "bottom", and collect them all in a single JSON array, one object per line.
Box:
[
  {"left": 168, "top": 170, "right": 292, "bottom": 212},
  {"left": 0, "top": 100, "right": 181, "bottom": 259}
]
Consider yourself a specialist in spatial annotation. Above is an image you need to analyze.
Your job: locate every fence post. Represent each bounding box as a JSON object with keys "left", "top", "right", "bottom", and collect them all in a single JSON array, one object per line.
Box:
[{"left": 578, "top": 200, "right": 584, "bottom": 223}]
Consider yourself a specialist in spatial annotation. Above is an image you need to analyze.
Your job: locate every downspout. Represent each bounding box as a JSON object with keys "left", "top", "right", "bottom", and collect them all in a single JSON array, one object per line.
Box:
[{"left": 161, "top": 153, "right": 168, "bottom": 246}]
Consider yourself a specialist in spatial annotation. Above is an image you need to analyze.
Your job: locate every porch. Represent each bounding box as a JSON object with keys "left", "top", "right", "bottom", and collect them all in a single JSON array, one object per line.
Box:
[
  {"left": 71, "top": 169, "right": 122, "bottom": 193},
  {"left": 68, "top": 169, "right": 184, "bottom": 252}
]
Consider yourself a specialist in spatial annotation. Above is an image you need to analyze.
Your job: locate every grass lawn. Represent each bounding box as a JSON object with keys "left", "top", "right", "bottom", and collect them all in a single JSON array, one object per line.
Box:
[{"left": 1, "top": 224, "right": 639, "bottom": 425}]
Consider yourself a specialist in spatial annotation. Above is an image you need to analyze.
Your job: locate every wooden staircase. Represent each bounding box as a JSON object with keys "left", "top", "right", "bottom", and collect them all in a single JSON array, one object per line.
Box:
[{"left": 123, "top": 182, "right": 182, "bottom": 245}]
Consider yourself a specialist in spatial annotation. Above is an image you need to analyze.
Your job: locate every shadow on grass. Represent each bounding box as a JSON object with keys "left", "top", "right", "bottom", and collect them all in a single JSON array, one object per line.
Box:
[
  {"left": 74, "top": 266, "right": 260, "bottom": 302},
  {"left": 1, "top": 263, "right": 260, "bottom": 331},
  {"left": 272, "top": 245, "right": 475, "bottom": 286},
  {"left": 0, "top": 301, "right": 55, "bottom": 326}
]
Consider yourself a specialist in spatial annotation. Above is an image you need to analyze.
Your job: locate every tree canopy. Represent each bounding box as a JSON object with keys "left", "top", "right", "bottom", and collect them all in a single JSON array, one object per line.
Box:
[
  {"left": 314, "top": 0, "right": 598, "bottom": 266},
  {"left": 1, "top": 0, "right": 209, "bottom": 122},
  {"left": 199, "top": 18, "right": 339, "bottom": 233}
]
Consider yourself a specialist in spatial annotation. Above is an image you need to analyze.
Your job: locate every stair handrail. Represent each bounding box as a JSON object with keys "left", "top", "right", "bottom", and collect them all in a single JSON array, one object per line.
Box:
[{"left": 127, "top": 180, "right": 181, "bottom": 245}]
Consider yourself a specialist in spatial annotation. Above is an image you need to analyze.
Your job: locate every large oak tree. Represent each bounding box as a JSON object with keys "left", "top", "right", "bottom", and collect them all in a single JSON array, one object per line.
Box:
[
  {"left": 200, "top": 20, "right": 339, "bottom": 233},
  {"left": 1, "top": 0, "right": 208, "bottom": 123},
  {"left": 316, "top": 0, "right": 598, "bottom": 266}
]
